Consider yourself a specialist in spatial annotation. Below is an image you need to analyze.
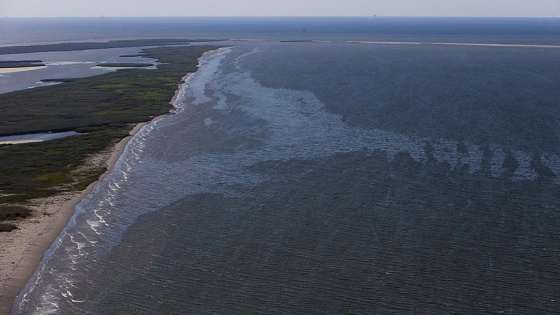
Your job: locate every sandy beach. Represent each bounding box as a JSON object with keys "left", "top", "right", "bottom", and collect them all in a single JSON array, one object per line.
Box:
[
  {"left": 0, "top": 122, "right": 145, "bottom": 314},
  {"left": 0, "top": 43, "right": 218, "bottom": 312},
  {"left": 0, "top": 61, "right": 198, "bottom": 313}
]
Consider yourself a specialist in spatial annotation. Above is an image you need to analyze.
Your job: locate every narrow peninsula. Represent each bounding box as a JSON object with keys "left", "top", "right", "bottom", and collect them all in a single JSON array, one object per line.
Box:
[{"left": 0, "top": 43, "right": 223, "bottom": 314}]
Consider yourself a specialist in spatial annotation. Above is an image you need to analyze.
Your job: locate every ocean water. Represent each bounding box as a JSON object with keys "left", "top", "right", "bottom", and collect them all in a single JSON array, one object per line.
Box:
[
  {"left": 8, "top": 18, "right": 560, "bottom": 314},
  {"left": 2, "top": 17, "right": 560, "bottom": 46}
]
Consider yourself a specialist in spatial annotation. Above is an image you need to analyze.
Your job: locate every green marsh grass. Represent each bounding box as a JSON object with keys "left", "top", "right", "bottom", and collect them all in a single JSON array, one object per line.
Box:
[{"left": 0, "top": 44, "right": 223, "bottom": 228}]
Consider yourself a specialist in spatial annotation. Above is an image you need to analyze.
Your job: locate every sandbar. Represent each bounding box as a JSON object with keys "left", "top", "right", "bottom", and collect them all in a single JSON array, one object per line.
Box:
[{"left": 0, "top": 66, "right": 47, "bottom": 75}]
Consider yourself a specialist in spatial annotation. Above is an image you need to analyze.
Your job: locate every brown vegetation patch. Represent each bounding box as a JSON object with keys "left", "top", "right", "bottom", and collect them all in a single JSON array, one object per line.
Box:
[
  {"left": 0, "top": 205, "right": 32, "bottom": 221},
  {"left": 0, "top": 223, "right": 18, "bottom": 232}
]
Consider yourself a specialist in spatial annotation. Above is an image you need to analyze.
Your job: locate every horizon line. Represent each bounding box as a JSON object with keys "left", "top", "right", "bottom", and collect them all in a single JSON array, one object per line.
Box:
[{"left": 2, "top": 15, "right": 559, "bottom": 19}]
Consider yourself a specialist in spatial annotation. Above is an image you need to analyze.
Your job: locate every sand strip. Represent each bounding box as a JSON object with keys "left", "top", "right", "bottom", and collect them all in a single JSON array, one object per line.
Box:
[
  {"left": 0, "top": 140, "right": 43, "bottom": 145},
  {"left": 349, "top": 40, "right": 560, "bottom": 49},
  {"left": 0, "top": 122, "right": 145, "bottom": 314}
]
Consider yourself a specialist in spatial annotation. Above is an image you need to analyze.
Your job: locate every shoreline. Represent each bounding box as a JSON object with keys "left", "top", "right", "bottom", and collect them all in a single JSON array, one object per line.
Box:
[
  {"left": 0, "top": 46, "right": 218, "bottom": 314},
  {"left": 170, "top": 72, "right": 193, "bottom": 110},
  {"left": 0, "top": 120, "right": 146, "bottom": 315}
]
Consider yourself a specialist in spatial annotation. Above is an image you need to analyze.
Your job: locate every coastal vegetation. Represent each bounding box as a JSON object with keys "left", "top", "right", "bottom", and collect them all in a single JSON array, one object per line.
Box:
[
  {"left": 0, "top": 60, "right": 45, "bottom": 68},
  {"left": 39, "top": 78, "right": 75, "bottom": 83},
  {"left": 0, "top": 43, "right": 222, "bottom": 230},
  {"left": 0, "top": 39, "right": 216, "bottom": 55}
]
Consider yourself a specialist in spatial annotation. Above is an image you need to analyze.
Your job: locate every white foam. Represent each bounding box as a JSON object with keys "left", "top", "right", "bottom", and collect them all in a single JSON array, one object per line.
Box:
[{"left": 188, "top": 47, "right": 233, "bottom": 107}]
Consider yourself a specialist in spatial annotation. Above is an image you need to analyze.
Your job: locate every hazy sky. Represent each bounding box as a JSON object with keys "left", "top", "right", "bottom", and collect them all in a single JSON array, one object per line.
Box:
[{"left": 2, "top": 0, "right": 560, "bottom": 18}]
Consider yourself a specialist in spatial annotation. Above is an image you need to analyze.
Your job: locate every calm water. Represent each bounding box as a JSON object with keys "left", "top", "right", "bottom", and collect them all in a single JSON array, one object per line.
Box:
[
  {"left": 2, "top": 17, "right": 560, "bottom": 46},
  {"left": 0, "top": 48, "right": 160, "bottom": 94},
  {"left": 9, "top": 18, "right": 560, "bottom": 314}
]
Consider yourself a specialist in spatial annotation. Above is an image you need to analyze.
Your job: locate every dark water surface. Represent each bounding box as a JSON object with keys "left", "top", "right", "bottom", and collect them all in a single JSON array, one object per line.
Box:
[{"left": 10, "top": 19, "right": 560, "bottom": 314}]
